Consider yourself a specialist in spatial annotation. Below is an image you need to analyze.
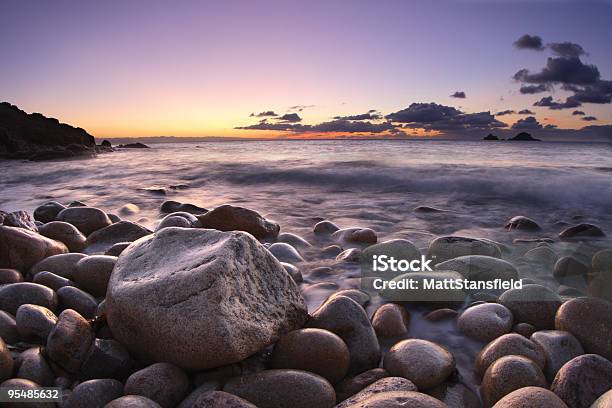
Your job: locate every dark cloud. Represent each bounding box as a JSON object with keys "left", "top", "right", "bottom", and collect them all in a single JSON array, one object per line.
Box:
[
  {"left": 235, "top": 121, "right": 300, "bottom": 131},
  {"left": 333, "top": 112, "right": 382, "bottom": 120},
  {"left": 385, "top": 103, "right": 507, "bottom": 132},
  {"left": 519, "top": 84, "right": 550, "bottom": 94},
  {"left": 514, "top": 57, "right": 600, "bottom": 86},
  {"left": 514, "top": 34, "right": 544, "bottom": 51},
  {"left": 582, "top": 116, "right": 598, "bottom": 121},
  {"left": 565, "top": 80, "right": 612, "bottom": 104},
  {"left": 572, "top": 110, "right": 586, "bottom": 115},
  {"left": 249, "top": 110, "right": 278, "bottom": 117},
  {"left": 518, "top": 109, "right": 534, "bottom": 115},
  {"left": 276, "top": 113, "right": 302, "bottom": 123},
  {"left": 544, "top": 124, "right": 557, "bottom": 129},
  {"left": 288, "top": 104, "right": 315, "bottom": 112},
  {"left": 450, "top": 91, "right": 466, "bottom": 99},
  {"left": 236, "top": 119, "right": 395, "bottom": 134},
  {"left": 495, "top": 110, "right": 515, "bottom": 116},
  {"left": 549, "top": 42, "right": 587, "bottom": 58},
  {"left": 533, "top": 96, "right": 582, "bottom": 110},
  {"left": 511, "top": 116, "right": 543, "bottom": 130}
]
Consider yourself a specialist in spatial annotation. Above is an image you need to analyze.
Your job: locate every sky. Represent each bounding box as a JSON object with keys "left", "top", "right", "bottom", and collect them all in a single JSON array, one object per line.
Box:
[{"left": 1, "top": 0, "right": 611, "bottom": 139}]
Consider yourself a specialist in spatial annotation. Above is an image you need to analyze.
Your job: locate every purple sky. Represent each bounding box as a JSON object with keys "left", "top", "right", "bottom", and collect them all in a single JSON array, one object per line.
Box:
[{"left": 1, "top": 0, "right": 611, "bottom": 139}]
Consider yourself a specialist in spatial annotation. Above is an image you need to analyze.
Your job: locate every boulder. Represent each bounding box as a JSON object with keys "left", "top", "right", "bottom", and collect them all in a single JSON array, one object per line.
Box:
[
  {"left": 513, "top": 322, "right": 536, "bottom": 338},
  {"left": 85, "top": 220, "right": 151, "bottom": 252},
  {"left": 0, "top": 225, "right": 68, "bottom": 271},
  {"left": 278, "top": 233, "right": 312, "bottom": 248},
  {"left": 505, "top": 216, "right": 541, "bottom": 231},
  {"left": 73, "top": 255, "right": 117, "bottom": 297},
  {"left": 531, "top": 330, "right": 585, "bottom": 382},
  {"left": 313, "top": 220, "right": 340, "bottom": 235},
  {"left": 30, "top": 252, "right": 86, "bottom": 279},
  {"left": 46, "top": 309, "right": 95, "bottom": 373},
  {"left": 106, "top": 227, "right": 307, "bottom": 370},
  {"left": 0, "top": 283, "right": 58, "bottom": 315},
  {"left": 371, "top": 303, "right": 410, "bottom": 338},
  {"left": 551, "top": 354, "right": 612, "bottom": 408},
  {"left": 15, "top": 304, "right": 58, "bottom": 340},
  {"left": 336, "top": 377, "right": 417, "bottom": 408},
  {"left": 38, "top": 221, "right": 87, "bottom": 252},
  {"left": 268, "top": 243, "right": 304, "bottom": 263},
  {"left": 457, "top": 303, "right": 513, "bottom": 343},
  {"left": 32, "top": 271, "right": 75, "bottom": 292},
  {"left": 481, "top": 355, "right": 547, "bottom": 407},
  {"left": 105, "top": 242, "right": 131, "bottom": 256},
  {"left": 156, "top": 215, "right": 192, "bottom": 231},
  {"left": 553, "top": 256, "right": 589, "bottom": 280},
  {"left": 56, "top": 207, "right": 112, "bottom": 235},
  {"left": 491, "top": 387, "right": 568, "bottom": 408},
  {"left": 334, "top": 368, "right": 389, "bottom": 403},
  {"left": 196, "top": 204, "right": 280, "bottom": 240},
  {"left": 65, "top": 379, "right": 124, "bottom": 408},
  {"left": 33, "top": 201, "right": 66, "bottom": 223},
  {"left": 124, "top": 363, "right": 190, "bottom": 408},
  {"left": 498, "top": 284, "right": 562, "bottom": 330},
  {"left": 332, "top": 228, "right": 377, "bottom": 245},
  {"left": 80, "top": 338, "right": 131, "bottom": 380},
  {"left": 475, "top": 333, "right": 546, "bottom": 376},
  {"left": 427, "top": 236, "right": 501, "bottom": 264},
  {"left": 57, "top": 286, "right": 98, "bottom": 318},
  {"left": 559, "top": 223, "right": 605, "bottom": 239},
  {"left": 435, "top": 255, "right": 519, "bottom": 286},
  {"left": 424, "top": 308, "right": 459, "bottom": 322},
  {"left": 3, "top": 210, "right": 38, "bottom": 232}
]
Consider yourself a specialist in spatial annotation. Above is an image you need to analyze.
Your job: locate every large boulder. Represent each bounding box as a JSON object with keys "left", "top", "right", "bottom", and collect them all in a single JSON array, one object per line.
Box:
[
  {"left": 33, "top": 201, "right": 66, "bottom": 223},
  {"left": 0, "top": 283, "right": 58, "bottom": 315},
  {"left": 0, "top": 225, "right": 68, "bottom": 271},
  {"left": 551, "top": 354, "right": 612, "bottom": 408},
  {"left": 106, "top": 227, "right": 307, "bottom": 370},
  {"left": 38, "top": 221, "right": 87, "bottom": 252},
  {"left": 196, "top": 204, "right": 280, "bottom": 240}
]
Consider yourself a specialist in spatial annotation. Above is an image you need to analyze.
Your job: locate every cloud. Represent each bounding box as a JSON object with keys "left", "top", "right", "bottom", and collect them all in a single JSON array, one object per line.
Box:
[
  {"left": 548, "top": 42, "right": 587, "bottom": 58},
  {"left": 333, "top": 111, "right": 382, "bottom": 120},
  {"left": 450, "top": 91, "right": 466, "bottom": 99},
  {"left": 514, "top": 34, "right": 544, "bottom": 51},
  {"left": 533, "top": 96, "right": 582, "bottom": 110},
  {"left": 519, "top": 84, "right": 550, "bottom": 94},
  {"left": 236, "top": 118, "right": 395, "bottom": 134},
  {"left": 276, "top": 113, "right": 302, "bottom": 123},
  {"left": 514, "top": 57, "right": 600, "bottom": 86},
  {"left": 582, "top": 116, "right": 598, "bottom": 121},
  {"left": 565, "top": 80, "right": 612, "bottom": 104},
  {"left": 511, "top": 116, "right": 543, "bottom": 130},
  {"left": 249, "top": 110, "right": 278, "bottom": 117},
  {"left": 572, "top": 110, "right": 585, "bottom": 115},
  {"left": 288, "top": 104, "right": 316, "bottom": 112},
  {"left": 518, "top": 109, "right": 534, "bottom": 115},
  {"left": 495, "top": 110, "right": 515, "bottom": 116},
  {"left": 235, "top": 121, "right": 300, "bottom": 131}
]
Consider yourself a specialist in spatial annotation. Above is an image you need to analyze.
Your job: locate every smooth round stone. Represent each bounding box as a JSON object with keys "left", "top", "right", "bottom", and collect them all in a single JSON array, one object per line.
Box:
[
  {"left": 524, "top": 245, "right": 558, "bottom": 265},
  {"left": 65, "top": 379, "right": 124, "bottom": 408},
  {"left": 336, "top": 377, "right": 417, "bottom": 408},
  {"left": 38, "top": 221, "right": 87, "bottom": 252},
  {"left": 56, "top": 207, "right": 112, "bottom": 235},
  {"left": 551, "top": 354, "right": 612, "bottom": 408},
  {"left": 427, "top": 236, "right": 502, "bottom": 264},
  {"left": 435, "top": 255, "right": 519, "bottom": 284},
  {"left": 105, "top": 242, "right": 131, "bottom": 257},
  {"left": 336, "top": 248, "right": 362, "bottom": 262},
  {"left": 278, "top": 233, "right": 312, "bottom": 248},
  {"left": 33, "top": 201, "right": 66, "bottom": 223},
  {"left": 57, "top": 286, "right": 98, "bottom": 319},
  {"left": 30, "top": 253, "right": 87, "bottom": 279},
  {"left": 105, "top": 395, "right": 163, "bottom": 408},
  {"left": 380, "top": 271, "right": 467, "bottom": 307},
  {"left": 108, "top": 213, "right": 122, "bottom": 223},
  {"left": 269, "top": 243, "right": 304, "bottom": 263},
  {"left": 163, "top": 211, "right": 199, "bottom": 223},
  {"left": 457, "top": 303, "right": 513, "bottom": 342},
  {"left": 85, "top": 221, "right": 152, "bottom": 252},
  {"left": 74, "top": 255, "right": 117, "bottom": 297},
  {"left": 307, "top": 295, "right": 380, "bottom": 375},
  {"left": 328, "top": 289, "right": 370, "bottom": 307},
  {"left": 340, "top": 391, "right": 449, "bottom": 408},
  {"left": 555, "top": 297, "right": 612, "bottom": 361},
  {"left": 176, "top": 383, "right": 222, "bottom": 408},
  {"left": 481, "top": 355, "right": 547, "bottom": 407},
  {"left": 0, "top": 283, "right": 58, "bottom": 315},
  {"left": 492, "top": 386, "right": 568, "bottom": 408},
  {"left": 223, "top": 369, "right": 336, "bottom": 408},
  {"left": 0, "top": 337, "right": 13, "bottom": 382},
  {"left": 156, "top": 215, "right": 192, "bottom": 231},
  {"left": 0, "top": 378, "right": 50, "bottom": 408},
  {"left": 313, "top": 220, "right": 340, "bottom": 235},
  {"left": 553, "top": 256, "right": 589, "bottom": 280},
  {"left": 192, "top": 391, "right": 257, "bottom": 407},
  {"left": 32, "top": 271, "right": 75, "bottom": 292},
  {"left": 332, "top": 228, "right": 377, "bottom": 245},
  {"left": 334, "top": 368, "right": 389, "bottom": 403},
  {"left": 46, "top": 309, "right": 95, "bottom": 374},
  {"left": 0, "top": 311, "right": 19, "bottom": 344},
  {"left": 195, "top": 204, "right": 280, "bottom": 240},
  {"left": 475, "top": 333, "right": 546, "bottom": 376},
  {"left": 271, "top": 328, "right": 350, "bottom": 384},
  {"left": 321, "top": 245, "right": 343, "bottom": 257},
  {"left": 559, "top": 223, "right": 605, "bottom": 239},
  {"left": 16, "top": 304, "right": 58, "bottom": 340},
  {"left": 383, "top": 339, "right": 455, "bottom": 389},
  {"left": 15, "top": 347, "right": 55, "bottom": 387},
  {"left": 424, "top": 308, "right": 458, "bottom": 322},
  {"left": 0, "top": 268, "right": 23, "bottom": 284},
  {"left": 591, "top": 389, "right": 612, "bottom": 408},
  {"left": 592, "top": 249, "right": 612, "bottom": 272},
  {"left": 513, "top": 322, "right": 536, "bottom": 338},
  {"left": 281, "top": 262, "right": 303, "bottom": 283},
  {"left": 426, "top": 381, "right": 481, "bottom": 408},
  {"left": 0, "top": 225, "right": 68, "bottom": 271},
  {"left": 125, "top": 363, "right": 190, "bottom": 408},
  {"left": 120, "top": 204, "right": 140, "bottom": 216},
  {"left": 498, "top": 284, "right": 562, "bottom": 330},
  {"left": 309, "top": 266, "right": 334, "bottom": 279},
  {"left": 531, "top": 330, "right": 585, "bottom": 382},
  {"left": 371, "top": 303, "right": 410, "bottom": 338},
  {"left": 505, "top": 216, "right": 541, "bottom": 231}
]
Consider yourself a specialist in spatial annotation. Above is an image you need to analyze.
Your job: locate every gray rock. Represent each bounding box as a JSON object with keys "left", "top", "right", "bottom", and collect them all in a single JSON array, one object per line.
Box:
[
  {"left": 427, "top": 236, "right": 501, "bottom": 264},
  {"left": 498, "top": 284, "right": 562, "bottom": 330},
  {"left": 551, "top": 354, "right": 612, "bottom": 408},
  {"left": 505, "top": 216, "right": 541, "bottom": 231},
  {"left": 278, "top": 232, "right": 312, "bottom": 248},
  {"left": 269, "top": 242, "right": 304, "bottom": 263},
  {"left": 57, "top": 286, "right": 98, "bottom": 319},
  {"left": 435, "top": 255, "right": 519, "bottom": 286},
  {"left": 3, "top": 211, "right": 38, "bottom": 232},
  {"left": 85, "top": 221, "right": 152, "bottom": 252},
  {"left": 106, "top": 227, "right": 307, "bottom": 370},
  {"left": 336, "top": 248, "right": 362, "bottom": 263},
  {"left": 0, "top": 268, "right": 23, "bottom": 284},
  {"left": 313, "top": 220, "right": 340, "bottom": 235},
  {"left": 481, "top": 355, "right": 547, "bottom": 407},
  {"left": 531, "top": 330, "right": 585, "bottom": 382},
  {"left": 196, "top": 204, "right": 280, "bottom": 240},
  {"left": 15, "top": 347, "right": 55, "bottom": 386},
  {"left": 0, "top": 225, "right": 68, "bottom": 271},
  {"left": 105, "top": 395, "right": 163, "bottom": 408},
  {"left": 334, "top": 368, "right": 389, "bottom": 403},
  {"left": 74, "top": 255, "right": 117, "bottom": 297},
  {"left": 458, "top": 303, "right": 513, "bottom": 343},
  {"left": 124, "top": 363, "right": 191, "bottom": 408},
  {"left": 65, "top": 379, "right": 124, "bottom": 408},
  {"left": 327, "top": 289, "right": 370, "bottom": 307},
  {"left": 16, "top": 304, "right": 58, "bottom": 340},
  {"left": 371, "top": 303, "right": 410, "bottom": 338},
  {"left": 38, "top": 221, "right": 87, "bottom": 252},
  {"left": 554, "top": 256, "right": 589, "bottom": 280},
  {"left": 46, "top": 309, "right": 95, "bottom": 373},
  {"left": 0, "top": 283, "right": 58, "bottom": 315},
  {"left": 0, "top": 311, "right": 19, "bottom": 344},
  {"left": 0, "top": 337, "right": 12, "bottom": 382},
  {"left": 513, "top": 322, "right": 536, "bottom": 338},
  {"left": 559, "top": 223, "right": 605, "bottom": 239},
  {"left": 32, "top": 271, "right": 75, "bottom": 292},
  {"left": 105, "top": 242, "right": 131, "bottom": 257},
  {"left": 524, "top": 245, "right": 558, "bottom": 266},
  {"left": 156, "top": 215, "right": 192, "bottom": 231},
  {"left": 492, "top": 387, "right": 568, "bottom": 408},
  {"left": 192, "top": 391, "right": 257, "bottom": 408},
  {"left": 34, "top": 201, "right": 66, "bottom": 223},
  {"left": 160, "top": 200, "right": 206, "bottom": 215},
  {"left": 30, "top": 253, "right": 87, "bottom": 279},
  {"left": 592, "top": 249, "right": 612, "bottom": 272},
  {"left": 57, "top": 207, "right": 112, "bottom": 236},
  {"left": 280, "top": 262, "right": 303, "bottom": 283},
  {"left": 80, "top": 338, "right": 131, "bottom": 380},
  {"left": 475, "top": 333, "right": 546, "bottom": 376},
  {"left": 336, "top": 377, "right": 417, "bottom": 408},
  {"left": 332, "top": 228, "right": 377, "bottom": 245}
]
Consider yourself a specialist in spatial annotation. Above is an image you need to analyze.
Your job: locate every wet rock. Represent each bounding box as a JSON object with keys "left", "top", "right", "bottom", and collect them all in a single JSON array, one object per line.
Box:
[
  {"left": 371, "top": 303, "right": 410, "bottom": 338},
  {"left": 0, "top": 268, "right": 23, "bottom": 284},
  {"left": 332, "top": 227, "right": 377, "bottom": 245},
  {"left": 85, "top": 220, "right": 152, "bottom": 252},
  {"left": 105, "top": 395, "right": 163, "bottom": 408},
  {"left": 0, "top": 311, "right": 19, "bottom": 344},
  {"left": 336, "top": 248, "right": 362, "bottom": 263},
  {"left": 270, "top": 328, "right": 350, "bottom": 384},
  {"left": 30, "top": 253, "right": 87, "bottom": 279},
  {"left": 34, "top": 201, "right": 66, "bottom": 223},
  {"left": 559, "top": 223, "right": 605, "bottom": 239},
  {"left": 223, "top": 369, "right": 336, "bottom": 408},
  {"left": 32, "top": 271, "right": 75, "bottom": 292},
  {"left": 339, "top": 391, "right": 449, "bottom": 408},
  {"left": 553, "top": 256, "right": 589, "bottom": 280},
  {"left": 73, "top": 255, "right": 117, "bottom": 297},
  {"left": 498, "top": 284, "right": 562, "bottom": 330},
  {"left": 192, "top": 391, "right": 258, "bottom": 408},
  {"left": 475, "top": 333, "right": 546, "bottom": 376},
  {"left": 524, "top": 245, "right": 558, "bottom": 266},
  {"left": 196, "top": 204, "right": 280, "bottom": 240},
  {"left": 65, "top": 379, "right": 124, "bottom": 408},
  {"left": 383, "top": 339, "right": 455, "bottom": 389},
  {"left": 0, "top": 225, "right": 68, "bottom": 271},
  {"left": 481, "top": 355, "right": 547, "bottom": 407},
  {"left": 0, "top": 283, "right": 58, "bottom": 315},
  {"left": 591, "top": 389, "right": 612, "bottom": 408},
  {"left": 106, "top": 228, "right": 307, "bottom": 370},
  {"left": 278, "top": 232, "right": 312, "bottom": 248},
  {"left": 160, "top": 200, "right": 207, "bottom": 215},
  {"left": 46, "top": 309, "right": 95, "bottom": 373},
  {"left": 435, "top": 255, "right": 519, "bottom": 285},
  {"left": 3, "top": 210, "right": 38, "bottom": 232},
  {"left": 531, "top": 330, "right": 584, "bottom": 382},
  {"left": 124, "top": 363, "right": 189, "bottom": 408},
  {"left": 592, "top": 249, "right": 612, "bottom": 272},
  {"left": 156, "top": 215, "right": 192, "bottom": 231},
  {"left": 0, "top": 337, "right": 12, "bottom": 382},
  {"left": 362, "top": 239, "right": 421, "bottom": 264},
  {"left": 328, "top": 289, "right": 370, "bottom": 307},
  {"left": 15, "top": 347, "right": 54, "bottom": 386},
  {"left": 428, "top": 236, "right": 502, "bottom": 264},
  {"left": 513, "top": 322, "right": 536, "bottom": 338},
  {"left": 335, "top": 368, "right": 389, "bottom": 403},
  {"left": 57, "top": 286, "right": 98, "bottom": 319},
  {"left": 505, "top": 216, "right": 541, "bottom": 231},
  {"left": 321, "top": 245, "right": 343, "bottom": 257},
  {"left": 281, "top": 262, "right": 303, "bottom": 283},
  {"left": 269, "top": 242, "right": 304, "bottom": 263},
  {"left": 426, "top": 381, "right": 481, "bottom": 408},
  {"left": 424, "top": 308, "right": 458, "bottom": 322},
  {"left": 555, "top": 297, "right": 612, "bottom": 361},
  {"left": 56, "top": 207, "right": 112, "bottom": 235},
  {"left": 80, "top": 338, "right": 131, "bottom": 380},
  {"left": 551, "top": 354, "right": 612, "bottom": 408},
  {"left": 457, "top": 303, "right": 513, "bottom": 343},
  {"left": 336, "top": 377, "right": 417, "bottom": 408},
  {"left": 313, "top": 220, "right": 340, "bottom": 235},
  {"left": 16, "top": 304, "right": 58, "bottom": 340},
  {"left": 587, "top": 270, "right": 612, "bottom": 301},
  {"left": 492, "top": 386, "right": 568, "bottom": 408},
  {"left": 38, "top": 221, "right": 87, "bottom": 252},
  {"left": 307, "top": 295, "right": 380, "bottom": 375}
]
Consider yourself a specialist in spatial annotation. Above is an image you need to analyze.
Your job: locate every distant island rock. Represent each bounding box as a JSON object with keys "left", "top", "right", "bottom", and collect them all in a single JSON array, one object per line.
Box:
[
  {"left": 0, "top": 102, "right": 98, "bottom": 160},
  {"left": 509, "top": 132, "right": 541, "bottom": 142},
  {"left": 483, "top": 133, "right": 499, "bottom": 141},
  {"left": 116, "top": 142, "right": 150, "bottom": 149}
]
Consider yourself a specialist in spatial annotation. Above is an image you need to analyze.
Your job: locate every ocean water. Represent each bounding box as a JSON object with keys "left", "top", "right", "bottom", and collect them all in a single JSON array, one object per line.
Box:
[{"left": 2, "top": 139, "right": 611, "bottom": 394}]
